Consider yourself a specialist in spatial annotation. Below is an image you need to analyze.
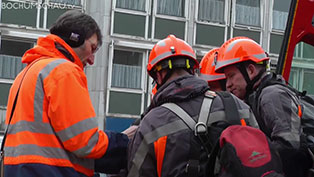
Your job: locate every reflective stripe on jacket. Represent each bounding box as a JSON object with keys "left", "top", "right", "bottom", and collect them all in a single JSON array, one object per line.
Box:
[{"left": 5, "top": 35, "right": 111, "bottom": 177}]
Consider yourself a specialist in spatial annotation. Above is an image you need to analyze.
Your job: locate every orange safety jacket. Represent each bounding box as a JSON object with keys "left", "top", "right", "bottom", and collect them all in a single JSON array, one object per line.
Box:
[{"left": 5, "top": 35, "right": 114, "bottom": 177}]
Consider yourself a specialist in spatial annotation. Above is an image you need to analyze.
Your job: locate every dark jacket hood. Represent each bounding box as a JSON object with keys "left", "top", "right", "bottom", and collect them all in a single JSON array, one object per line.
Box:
[{"left": 152, "top": 75, "right": 209, "bottom": 109}]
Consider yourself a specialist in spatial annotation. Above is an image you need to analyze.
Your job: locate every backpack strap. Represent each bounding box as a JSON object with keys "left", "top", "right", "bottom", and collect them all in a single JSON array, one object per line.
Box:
[
  {"left": 161, "top": 103, "right": 196, "bottom": 131},
  {"left": 208, "top": 91, "right": 242, "bottom": 177},
  {"left": 161, "top": 90, "right": 215, "bottom": 176},
  {"left": 216, "top": 91, "right": 241, "bottom": 125},
  {"left": 161, "top": 90, "right": 216, "bottom": 135},
  {"left": 195, "top": 91, "right": 215, "bottom": 135}
]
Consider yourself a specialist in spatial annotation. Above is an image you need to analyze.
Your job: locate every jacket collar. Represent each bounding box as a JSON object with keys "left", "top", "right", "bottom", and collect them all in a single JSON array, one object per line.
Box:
[
  {"left": 152, "top": 75, "right": 209, "bottom": 107},
  {"left": 22, "top": 34, "right": 84, "bottom": 69}
]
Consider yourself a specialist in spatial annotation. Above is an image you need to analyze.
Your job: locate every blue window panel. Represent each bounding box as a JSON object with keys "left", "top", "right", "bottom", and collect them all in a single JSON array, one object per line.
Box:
[{"left": 106, "top": 117, "right": 137, "bottom": 132}]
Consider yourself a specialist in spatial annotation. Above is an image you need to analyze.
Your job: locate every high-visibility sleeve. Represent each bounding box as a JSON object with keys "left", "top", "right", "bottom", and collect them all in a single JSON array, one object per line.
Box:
[{"left": 45, "top": 62, "right": 108, "bottom": 158}]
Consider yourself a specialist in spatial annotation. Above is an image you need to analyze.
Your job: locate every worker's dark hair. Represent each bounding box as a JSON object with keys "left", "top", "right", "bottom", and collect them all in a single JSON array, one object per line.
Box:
[{"left": 50, "top": 10, "right": 102, "bottom": 48}]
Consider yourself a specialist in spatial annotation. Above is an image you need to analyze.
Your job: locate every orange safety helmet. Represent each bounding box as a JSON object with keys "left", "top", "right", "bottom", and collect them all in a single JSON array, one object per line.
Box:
[
  {"left": 199, "top": 48, "right": 226, "bottom": 83},
  {"left": 215, "top": 36, "right": 269, "bottom": 73},
  {"left": 147, "top": 35, "right": 199, "bottom": 79}
]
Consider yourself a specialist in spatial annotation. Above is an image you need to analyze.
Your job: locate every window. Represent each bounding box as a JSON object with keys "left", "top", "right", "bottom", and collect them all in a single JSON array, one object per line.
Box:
[
  {"left": 0, "top": 40, "right": 31, "bottom": 80},
  {"left": 113, "top": 0, "right": 148, "bottom": 38},
  {"left": 269, "top": 0, "right": 291, "bottom": 55},
  {"left": 1, "top": 0, "right": 37, "bottom": 27},
  {"left": 49, "top": 0, "right": 82, "bottom": 6},
  {"left": 195, "top": 0, "right": 226, "bottom": 46},
  {"left": 0, "top": 102, "right": 7, "bottom": 132},
  {"left": 0, "top": 82, "right": 11, "bottom": 106},
  {"left": 288, "top": 69, "right": 298, "bottom": 88},
  {"left": 302, "top": 43, "right": 314, "bottom": 59},
  {"left": 108, "top": 91, "right": 142, "bottom": 115},
  {"left": 289, "top": 42, "right": 314, "bottom": 93},
  {"left": 303, "top": 70, "right": 314, "bottom": 94},
  {"left": 154, "top": 18, "right": 185, "bottom": 39},
  {"left": 269, "top": 34, "right": 283, "bottom": 54},
  {"left": 196, "top": 25, "right": 225, "bottom": 46},
  {"left": 113, "top": 12, "right": 146, "bottom": 37},
  {"left": 235, "top": 0, "right": 260, "bottom": 27},
  {"left": 157, "top": 0, "right": 185, "bottom": 17},
  {"left": 111, "top": 50, "right": 142, "bottom": 89},
  {"left": 289, "top": 67, "right": 314, "bottom": 94},
  {"left": 154, "top": 0, "right": 186, "bottom": 39},
  {"left": 107, "top": 49, "right": 147, "bottom": 117},
  {"left": 195, "top": 0, "right": 261, "bottom": 47},
  {"left": 0, "top": 39, "right": 32, "bottom": 108},
  {"left": 233, "top": 29, "right": 260, "bottom": 43},
  {"left": 0, "top": 39, "right": 32, "bottom": 132},
  {"left": 231, "top": 0, "right": 261, "bottom": 44},
  {"left": 198, "top": 0, "right": 225, "bottom": 24},
  {"left": 45, "top": 0, "right": 83, "bottom": 29},
  {"left": 1, "top": 0, "right": 83, "bottom": 29},
  {"left": 272, "top": 0, "right": 290, "bottom": 31},
  {"left": 116, "top": 0, "right": 146, "bottom": 11},
  {"left": 47, "top": 8, "right": 68, "bottom": 28},
  {"left": 112, "top": 0, "right": 187, "bottom": 40},
  {"left": 292, "top": 42, "right": 314, "bottom": 94}
]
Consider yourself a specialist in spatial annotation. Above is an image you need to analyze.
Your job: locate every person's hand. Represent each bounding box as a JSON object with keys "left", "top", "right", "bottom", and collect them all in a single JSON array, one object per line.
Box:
[{"left": 122, "top": 125, "right": 138, "bottom": 140}]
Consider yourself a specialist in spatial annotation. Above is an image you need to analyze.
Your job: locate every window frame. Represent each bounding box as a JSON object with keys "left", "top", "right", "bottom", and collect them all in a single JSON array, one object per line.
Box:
[
  {"left": 288, "top": 42, "right": 314, "bottom": 92},
  {"left": 106, "top": 43, "right": 149, "bottom": 118},
  {"left": 230, "top": 0, "right": 263, "bottom": 42},
  {"left": 268, "top": 0, "right": 290, "bottom": 56},
  {"left": 0, "top": 35, "right": 37, "bottom": 105},
  {"left": 233, "top": 0, "right": 263, "bottom": 29},
  {"left": 270, "top": 0, "right": 290, "bottom": 33},
  {"left": 111, "top": 0, "right": 189, "bottom": 41},
  {"left": 193, "top": 0, "right": 230, "bottom": 48},
  {"left": 152, "top": 0, "right": 189, "bottom": 40},
  {"left": 111, "top": 0, "right": 151, "bottom": 40}
]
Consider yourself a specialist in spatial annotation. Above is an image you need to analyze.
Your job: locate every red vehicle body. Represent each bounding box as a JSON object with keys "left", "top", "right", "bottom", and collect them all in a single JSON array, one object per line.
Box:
[{"left": 277, "top": 0, "right": 314, "bottom": 80}]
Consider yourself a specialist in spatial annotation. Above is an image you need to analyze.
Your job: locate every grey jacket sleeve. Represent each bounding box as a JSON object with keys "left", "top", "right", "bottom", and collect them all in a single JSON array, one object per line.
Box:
[{"left": 259, "top": 85, "right": 301, "bottom": 149}]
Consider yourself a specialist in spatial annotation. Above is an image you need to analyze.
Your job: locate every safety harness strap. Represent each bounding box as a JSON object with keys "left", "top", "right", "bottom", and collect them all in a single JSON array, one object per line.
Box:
[
  {"left": 161, "top": 90, "right": 215, "bottom": 176},
  {"left": 161, "top": 90, "right": 215, "bottom": 134},
  {"left": 196, "top": 91, "right": 215, "bottom": 135},
  {"left": 161, "top": 103, "right": 196, "bottom": 131}
]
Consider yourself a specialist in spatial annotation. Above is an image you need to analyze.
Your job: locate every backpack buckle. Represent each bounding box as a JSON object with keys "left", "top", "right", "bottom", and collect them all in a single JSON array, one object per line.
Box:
[
  {"left": 195, "top": 122, "right": 207, "bottom": 136},
  {"left": 185, "top": 160, "right": 200, "bottom": 174}
]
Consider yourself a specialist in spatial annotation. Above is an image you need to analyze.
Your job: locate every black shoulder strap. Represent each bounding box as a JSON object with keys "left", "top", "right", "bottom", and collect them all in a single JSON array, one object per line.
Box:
[
  {"left": 208, "top": 91, "right": 241, "bottom": 177},
  {"left": 216, "top": 91, "right": 241, "bottom": 125},
  {"left": 0, "top": 88, "right": 20, "bottom": 153},
  {"left": 249, "top": 74, "right": 283, "bottom": 119},
  {"left": 0, "top": 59, "right": 40, "bottom": 153},
  {"left": 255, "top": 73, "right": 302, "bottom": 97}
]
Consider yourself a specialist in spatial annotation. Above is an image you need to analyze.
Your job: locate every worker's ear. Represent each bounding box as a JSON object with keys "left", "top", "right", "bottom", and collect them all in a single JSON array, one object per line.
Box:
[{"left": 246, "top": 63, "right": 257, "bottom": 78}]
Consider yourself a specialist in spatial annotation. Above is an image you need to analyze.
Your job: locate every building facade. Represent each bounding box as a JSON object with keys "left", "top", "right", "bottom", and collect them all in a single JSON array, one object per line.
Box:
[{"left": 1, "top": 0, "right": 314, "bottom": 133}]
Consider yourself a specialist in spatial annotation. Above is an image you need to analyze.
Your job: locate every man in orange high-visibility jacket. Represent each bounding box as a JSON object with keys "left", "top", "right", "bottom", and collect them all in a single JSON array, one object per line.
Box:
[{"left": 4, "top": 10, "right": 129, "bottom": 177}]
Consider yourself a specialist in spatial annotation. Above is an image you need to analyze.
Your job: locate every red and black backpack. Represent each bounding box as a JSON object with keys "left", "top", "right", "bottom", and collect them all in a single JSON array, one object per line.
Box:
[{"left": 209, "top": 91, "right": 284, "bottom": 177}]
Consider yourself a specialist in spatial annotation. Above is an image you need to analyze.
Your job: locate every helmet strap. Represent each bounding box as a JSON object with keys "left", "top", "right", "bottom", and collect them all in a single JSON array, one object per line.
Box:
[
  {"left": 237, "top": 64, "right": 264, "bottom": 100},
  {"left": 219, "top": 79, "right": 227, "bottom": 91},
  {"left": 156, "top": 69, "right": 173, "bottom": 90}
]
